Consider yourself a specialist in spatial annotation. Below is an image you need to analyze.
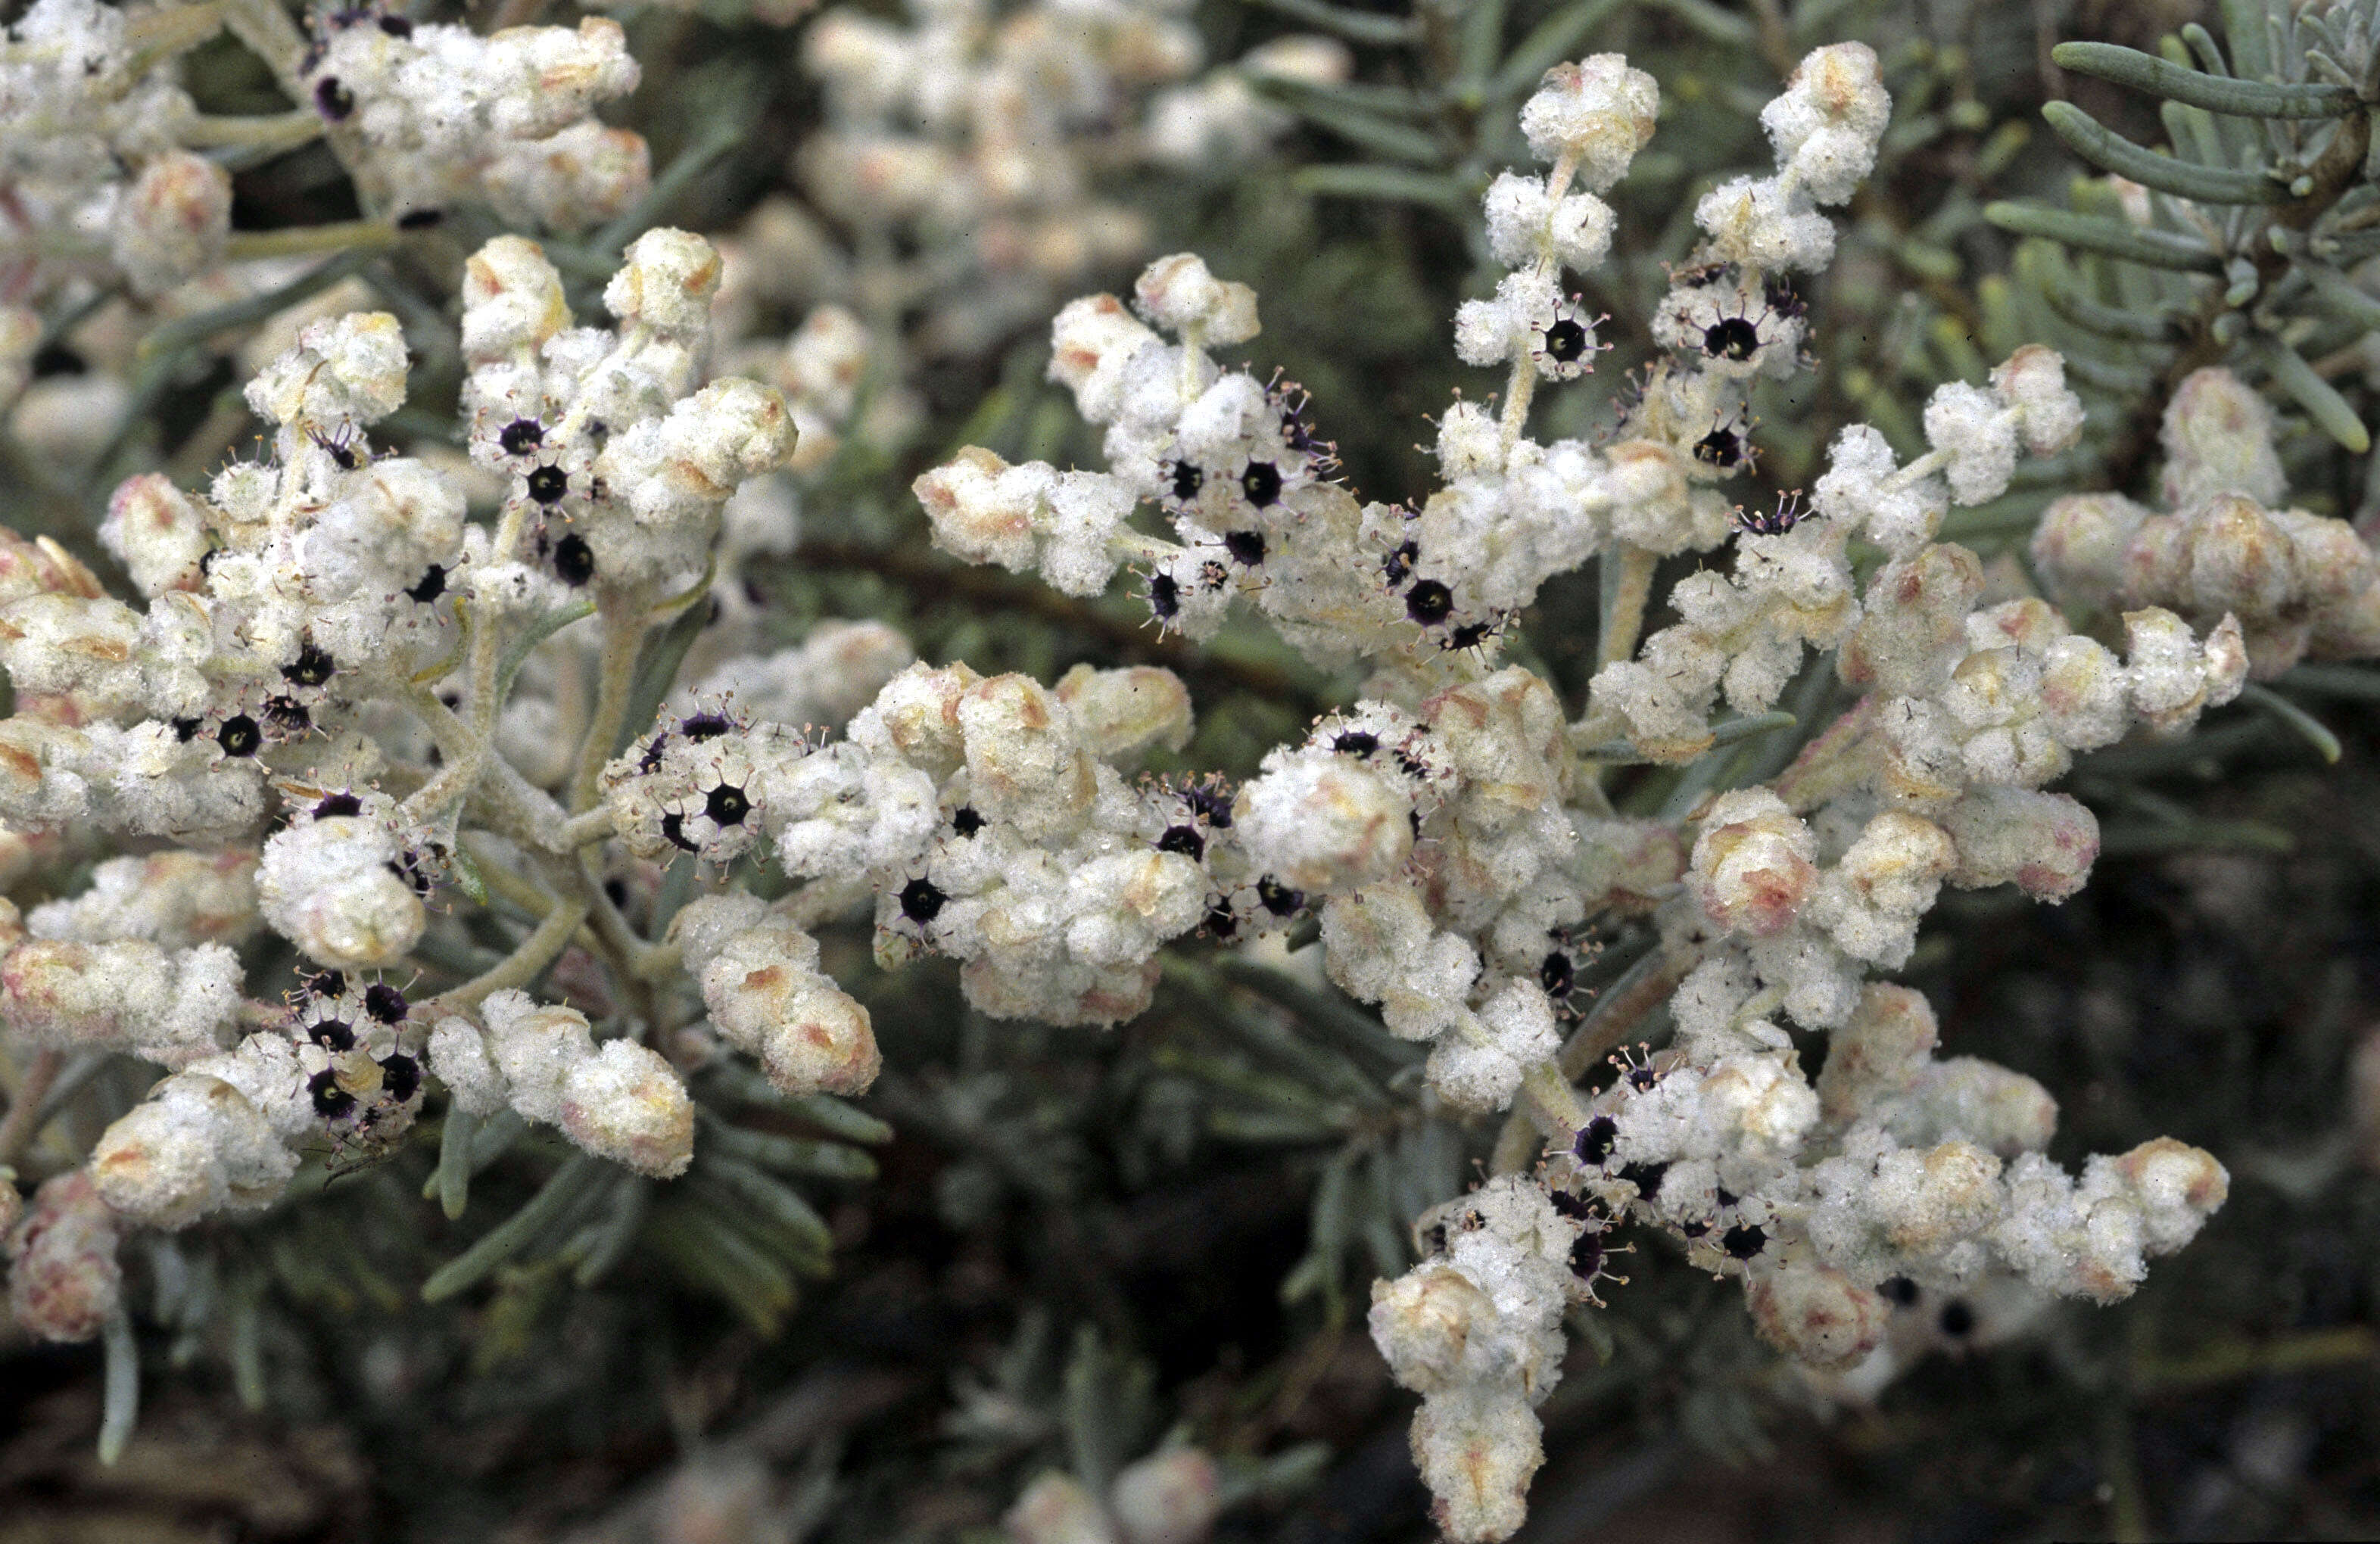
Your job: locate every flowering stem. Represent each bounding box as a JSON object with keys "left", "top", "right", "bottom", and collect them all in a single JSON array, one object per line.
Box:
[
  {"left": 435, "top": 897, "right": 591, "bottom": 1015},
  {"left": 1597, "top": 543, "right": 1658, "bottom": 668},
  {"left": 0, "top": 1047, "right": 64, "bottom": 1165},
  {"left": 182, "top": 111, "right": 322, "bottom": 154},
  {"left": 223, "top": 221, "right": 400, "bottom": 261},
  {"left": 1489, "top": 944, "right": 1701, "bottom": 1174}
]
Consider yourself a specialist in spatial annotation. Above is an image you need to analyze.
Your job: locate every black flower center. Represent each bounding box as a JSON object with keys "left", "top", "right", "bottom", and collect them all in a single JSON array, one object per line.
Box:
[
  {"left": 1404, "top": 579, "right": 1453, "bottom": 626},
  {"left": 364, "top": 982, "right": 408, "bottom": 1024},
  {"left": 526, "top": 465, "right": 568, "bottom": 505},
  {"left": 553, "top": 533, "right": 594, "bottom": 586},
  {"left": 705, "top": 783, "right": 750, "bottom": 826},
  {"left": 952, "top": 805, "right": 985, "bottom": 836},
  {"left": 1156, "top": 824, "right": 1206, "bottom": 860},
  {"left": 899, "top": 876, "right": 945, "bottom": 923},
  {"left": 500, "top": 418, "right": 544, "bottom": 456},
  {"left": 282, "top": 643, "right": 335, "bottom": 687},
  {"left": 314, "top": 76, "right": 354, "bottom": 120},
  {"left": 1170, "top": 461, "right": 1203, "bottom": 502},
  {"left": 1240, "top": 461, "right": 1282, "bottom": 508},
  {"left": 217, "top": 715, "right": 261, "bottom": 758},
  {"left": 1705, "top": 316, "right": 1761, "bottom": 361},
  {"left": 1223, "top": 529, "right": 1266, "bottom": 565},
  {"left": 1543, "top": 317, "right": 1589, "bottom": 363},
  {"left": 1722, "top": 1222, "right": 1767, "bottom": 1259},
  {"left": 314, "top": 792, "right": 363, "bottom": 819},
  {"left": 406, "top": 563, "right": 447, "bottom": 602}
]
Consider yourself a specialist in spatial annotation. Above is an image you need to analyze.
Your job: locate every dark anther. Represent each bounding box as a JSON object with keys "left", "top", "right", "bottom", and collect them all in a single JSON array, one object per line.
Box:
[
  {"left": 1618, "top": 1160, "right": 1666, "bottom": 1200},
  {"left": 1703, "top": 315, "right": 1762, "bottom": 361},
  {"left": 378, "top": 1052, "right": 422, "bottom": 1103},
  {"left": 1223, "top": 529, "right": 1266, "bottom": 565},
  {"left": 1156, "top": 824, "right": 1206, "bottom": 860},
  {"left": 217, "top": 715, "right": 261, "bottom": 758},
  {"left": 1939, "top": 1300, "right": 1976, "bottom": 1336},
  {"left": 899, "top": 876, "right": 945, "bottom": 924},
  {"left": 364, "top": 982, "right": 408, "bottom": 1024},
  {"left": 309, "top": 1068, "right": 357, "bottom": 1119},
  {"left": 314, "top": 792, "right": 363, "bottom": 820},
  {"left": 1170, "top": 461, "right": 1203, "bottom": 502},
  {"left": 1879, "top": 1275, "right": 1920, "bottom": 1306},
  {"left": 526, "top": 465, "right": 568, "bottom": 504},
  {"left": 705, "top": 783, "right": 750, "bottom": 826},
  {"left": 406, "top": 563, "right": 447, "bottom": 602},
  {"left": 1445, "top": 621, "right": 1495, "bottom": 651},
  {"left": 1542, "top": 317, "right": 1590, "bottom": 363},
  {"left": 1257, "top": 876, "right": 1304, "bottom": 917},
  {"left": 499, "top": 418, "right": 544, "bottom": 456},
  {"left": 1404, "top": 579, "right": 1453, "bottom": 626},
  {"left": 282, "top": 643, "right": 335, "bottom": 687},
  {"left": 1722, "top": 1222, "right": 1767, "bottom": 1259},
  {"left": 1693, "top": 427, "right": 1744, "bottom": 468},
  {"left": 952, "top": 805, "right": 986, "bottom": 836},
  {"left": 554, "top": 533, "right": 595, "bottom": 587},
  {"left": 1148, "top": 571, "right": 1180, "bottom": 620},
  {"left": 1574, "top": 1115, "right": 1618, "bottom": 1166},
  {"left": 1182, "top": 784, "right": 1233, "bottom": 829},
  {"left": 314, "top": 76, "right": 354, "bottom": 120},
  {"left": 1332, "top": 730, "right": 1379, "bottom": 758},
  {"left": 386, "top": 854, "right": 432, "bottom": 896},
  {"left": 1240, "top": 461, "right": 1282, "bottom": 508}
]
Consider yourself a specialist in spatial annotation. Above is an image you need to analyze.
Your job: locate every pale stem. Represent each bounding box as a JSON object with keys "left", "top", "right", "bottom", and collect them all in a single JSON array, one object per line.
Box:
[
  {"left": 181, "top": 111, "right": 323, "bottom": 153},
  {"left": 224, "top": 220, "right": 399, "bottom": 260},
  {"left": 1494, "top": 148, "right": 1579, "bottom": 457},
  {"left": 1597, "top": 543, "right": 1659, "bottom": 668},
  {"left": 0, "top": 1047, "right": 64, "bottom": 1165},
  {"left": 568, "top": 596, "right": 650, "bottom": 814},
  {"left": 214, "top": 0, "right": 310, "bottom": 95},
  {"left": 1489, "top": 944, "right": 1702, "bottom": 1174},
  {"left": 435, "top": 898, "right": 591, "bottom": 1015}
]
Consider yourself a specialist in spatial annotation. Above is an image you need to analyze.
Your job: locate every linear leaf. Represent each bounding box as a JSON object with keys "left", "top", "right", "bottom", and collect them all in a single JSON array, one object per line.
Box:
[
  {"left": 2052, "top": 41, "right": 2360, "bottom": 118},
  {"left": 1983, "top": 202, "right": 2224, "bottom": 272},
  {"left": 1245, "top": 0, "right": 1419, "bottom": 45},
  {"left": 2042, "top": 102, "right": 2285, "bottom": 203},
  {"left": 1291, "top": 163, "right": 1471, "bottom": 210},
  {"left": 2258, "top": 336, "right": 2372, "bottom": 450}
]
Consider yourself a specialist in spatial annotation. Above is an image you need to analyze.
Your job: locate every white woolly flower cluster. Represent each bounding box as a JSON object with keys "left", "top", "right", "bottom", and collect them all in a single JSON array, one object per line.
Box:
[
  {"left": 797, "top": 0, "right": 1336, "bottom": 358},
  {"left": 2033, "top": 366, "right": 2380, "bottom": 678},
  {"left": 430, "top": 990, "right": 693, "bottom": 1177},
  {"left": 0, "top": 0, "right": 219, "bottom": 304},
  {"left": 1367, "top": 1177, "right": 1590, "bottom": 1543},
  {"left": 300, "top": 11, "right": 648, "bottom": 230},
  {"left": 0, "top": 232, "right": 812, "bottom": 1290}
]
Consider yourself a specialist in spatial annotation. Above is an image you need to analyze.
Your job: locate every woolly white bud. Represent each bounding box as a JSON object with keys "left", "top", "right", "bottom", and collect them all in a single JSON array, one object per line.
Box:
[{"left": 1519, "top": 55, "right": 1659, "bottom": 190}]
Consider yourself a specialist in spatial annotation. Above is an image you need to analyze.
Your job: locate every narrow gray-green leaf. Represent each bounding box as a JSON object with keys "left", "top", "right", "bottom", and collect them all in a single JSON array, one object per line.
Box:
[
  {"left": 1983, "top": 201, "right": 2223, "bottom": 272},
  {"left": 2043, "top": 102, "right": 2284, "bottom": 202},
  {"left": 1246, "top": 0, "right": 1419, "bottom": 45},
  {"left": 2258, "top": 336, "right": 2371, "bottom": 450},
  {"left": 1292, "top": 163, "right": 1472, "bottom": 209},
  {"left": 2051, "top": 41, "right": 2360, "bottom": 118}
]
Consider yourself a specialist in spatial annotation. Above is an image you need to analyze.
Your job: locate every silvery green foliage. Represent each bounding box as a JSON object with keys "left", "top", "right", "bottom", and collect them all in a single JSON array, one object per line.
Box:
[{"left": 0, "top": 1, "right": 2375, "bottom": 1536}]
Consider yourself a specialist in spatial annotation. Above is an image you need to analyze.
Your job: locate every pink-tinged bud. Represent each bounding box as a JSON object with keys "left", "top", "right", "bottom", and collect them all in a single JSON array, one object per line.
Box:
[
  {"left": 1746, "top": 1259, "right": 1886, "bottom": 1369},
  {"left": 1816, "top": 983, "right": 1939, "bottom": 1126},
  {"left": 1110, "top": 1449, "right": 1222, "bottom": 1544},
  {"left": 1940, "top": 786, "right": 2098, "bottom": 901},
  {"left": 6, "top": 1170, "right": 123, "bottom": 1343},
  {"left": 1690, "top": 789, "right": 1818, "bottom": 937}
]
